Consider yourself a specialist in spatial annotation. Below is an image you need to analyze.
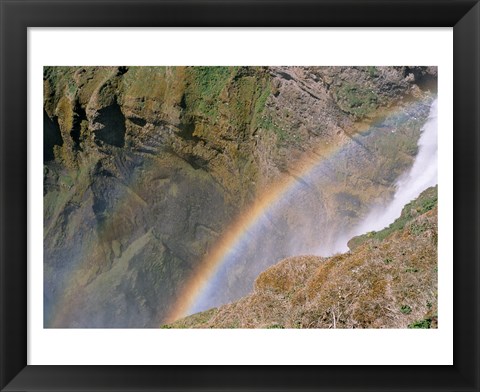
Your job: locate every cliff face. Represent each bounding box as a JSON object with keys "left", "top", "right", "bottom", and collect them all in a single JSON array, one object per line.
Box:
[
  {"left": 43, "top": 66, "right": 436, "bottom": 327},
  {"left": 167, "top": 187, "right": 438, "bottom": 329}
]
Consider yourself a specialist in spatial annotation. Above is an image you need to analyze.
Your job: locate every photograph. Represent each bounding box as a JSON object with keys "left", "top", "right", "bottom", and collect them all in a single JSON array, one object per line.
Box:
[
  {"left": 2, "top": 0, "right": 479, "bottom": 388},
  {"left": 44, "top": 65, "right": 438, "bottom": 329}
]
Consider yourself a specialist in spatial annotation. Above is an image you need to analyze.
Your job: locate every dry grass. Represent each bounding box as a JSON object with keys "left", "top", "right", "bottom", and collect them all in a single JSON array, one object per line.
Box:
[{"left": 167, "top": 188, "right": 438, "bottom": 329}]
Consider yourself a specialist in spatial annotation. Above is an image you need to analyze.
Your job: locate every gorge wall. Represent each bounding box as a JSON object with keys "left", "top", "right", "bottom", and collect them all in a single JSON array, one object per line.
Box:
[{"left": 43, "top": 66, "right": 437, "bottom": 327}]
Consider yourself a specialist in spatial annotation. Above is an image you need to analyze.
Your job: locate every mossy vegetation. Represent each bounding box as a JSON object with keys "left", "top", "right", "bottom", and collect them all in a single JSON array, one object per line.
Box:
[
  {"left": 183, "top": 66, "right": 297, "bottom": 147},
  {"left": 253, "top": 83, "right": 271, "bottom": 124},
  {"left": 334, "top": 82, "right": 379, "bottom": 118},
  {"left": 408, "top": 318, "right": 432, "bottom": 328},
  {"left": 185, "top": 66, "right": 237, "bottom": 119},
  {"left": 366, "top": 66, "right": 378, "bottom": 78},
  {"left": 348, "top": 186, "right": 438, "bottom": 249},
  {"left": 182, "top": 66, "right": 273, "bottom": 131},
  {"left": 400, "top": 305, "right": 412, "bottom": 314},
  {"left": 164, "top": 307, "right": 219, "bottom": 328}
]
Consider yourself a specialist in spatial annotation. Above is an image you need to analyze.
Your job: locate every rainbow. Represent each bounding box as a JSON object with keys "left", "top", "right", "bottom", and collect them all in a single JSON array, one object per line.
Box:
[
  {"left": 46, "top": 96, "right": 432, "bottom": 327},
  {"left": 164, "top": 97, "right": 433, "bottom": 324}
]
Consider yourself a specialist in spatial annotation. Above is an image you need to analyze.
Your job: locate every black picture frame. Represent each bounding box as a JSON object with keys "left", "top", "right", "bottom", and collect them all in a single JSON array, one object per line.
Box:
[{"left": 1, "top": 0, "right": 479, "bottom": 391}]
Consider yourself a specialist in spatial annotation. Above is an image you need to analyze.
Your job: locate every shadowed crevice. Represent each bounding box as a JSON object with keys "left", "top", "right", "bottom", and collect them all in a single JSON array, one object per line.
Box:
[
  {"left": 44, "top": 110, "right": 63, "bottom": 162},
  {"left": 94, "top": 103, "right": 126, "bottom": 147}
]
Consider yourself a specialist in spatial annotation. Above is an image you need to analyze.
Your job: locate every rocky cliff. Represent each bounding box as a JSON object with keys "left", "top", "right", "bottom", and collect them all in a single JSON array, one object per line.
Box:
[{"left": 43, "top": 66, "right": 436, "bottom": 327}]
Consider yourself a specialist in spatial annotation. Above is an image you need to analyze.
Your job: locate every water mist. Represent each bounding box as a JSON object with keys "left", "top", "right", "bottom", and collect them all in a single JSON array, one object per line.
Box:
[
  {"left": 331, "top": 98, "right": 438, "bottom": 253},
  {"left": 186, "top": 97, "right": 437, "bottom": 316}
]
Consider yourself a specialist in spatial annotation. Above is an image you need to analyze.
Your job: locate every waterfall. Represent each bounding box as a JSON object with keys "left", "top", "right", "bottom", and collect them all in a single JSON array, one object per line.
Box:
[
  {"left": 185, "top": 98, "right": 437, "bottom": 315},
  {"left": 332, "top": 98, "right": 438, "bottom": 253}
]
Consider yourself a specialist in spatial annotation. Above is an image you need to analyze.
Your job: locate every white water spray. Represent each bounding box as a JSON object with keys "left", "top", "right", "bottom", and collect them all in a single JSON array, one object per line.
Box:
[
  {"left": 332, "top": 98, "right": 438, "bottom": 253},
  {"left": 188, "top": 98, "right": 438, "bottom": 315}
]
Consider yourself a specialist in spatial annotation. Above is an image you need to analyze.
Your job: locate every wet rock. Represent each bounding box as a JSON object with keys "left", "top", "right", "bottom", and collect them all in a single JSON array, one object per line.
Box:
[{"left": 43, "top": 66, "right": 436, "bottom": 327}]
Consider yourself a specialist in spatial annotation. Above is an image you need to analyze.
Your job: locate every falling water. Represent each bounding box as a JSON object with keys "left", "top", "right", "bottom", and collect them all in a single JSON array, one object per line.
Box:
[{"left": 331, "top": 98, "right": 438, "bottom": 252}]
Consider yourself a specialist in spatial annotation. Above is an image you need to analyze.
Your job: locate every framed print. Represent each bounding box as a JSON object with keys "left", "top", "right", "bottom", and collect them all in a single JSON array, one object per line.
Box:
[{"left": 1, "top": 0, "right": 479, "bottom": 391}]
